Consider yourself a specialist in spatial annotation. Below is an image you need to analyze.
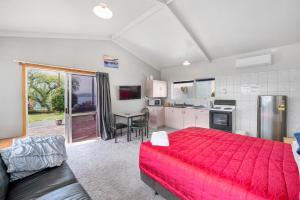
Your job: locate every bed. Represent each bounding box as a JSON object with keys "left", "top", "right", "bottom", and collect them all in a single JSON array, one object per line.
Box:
[{"left": 139, "top": 127, "right": 299, "bottom": 200}]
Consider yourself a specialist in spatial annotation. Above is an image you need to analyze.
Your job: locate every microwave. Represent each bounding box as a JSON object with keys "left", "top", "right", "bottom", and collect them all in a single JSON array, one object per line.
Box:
[{"left": 149, "top": 99, "right": 161, "bottom": 106}]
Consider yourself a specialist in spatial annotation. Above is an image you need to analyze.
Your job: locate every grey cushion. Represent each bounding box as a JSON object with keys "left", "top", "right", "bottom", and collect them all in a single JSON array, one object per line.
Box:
[
  {"left": 37, "top": 183, "right": 91, "bottom": 200},
  {"left": 7, "top": 162, "right": 77, "bottom": 200},
  {"left": 0, "top": 156, "right": 9, "bottom": 200},
  {"left": 1, "top": 148, "right": 39, "bottom": 182},
  {"left": 7, "top": 136, "right": 67, "bottom": 178}
]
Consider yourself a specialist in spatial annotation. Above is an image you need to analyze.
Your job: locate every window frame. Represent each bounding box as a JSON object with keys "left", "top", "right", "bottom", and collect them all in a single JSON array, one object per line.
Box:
[
  {"left": 171, "top": 78, "right": 215, "bottom": 100},
  {"left": 21, "top": 62, "right": 96, "bottom": 137}
]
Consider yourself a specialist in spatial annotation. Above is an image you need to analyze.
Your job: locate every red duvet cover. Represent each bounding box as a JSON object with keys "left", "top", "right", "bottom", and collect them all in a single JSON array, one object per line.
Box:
[{"left": 139, "top": 128, "right": 299, "bottom": 200}]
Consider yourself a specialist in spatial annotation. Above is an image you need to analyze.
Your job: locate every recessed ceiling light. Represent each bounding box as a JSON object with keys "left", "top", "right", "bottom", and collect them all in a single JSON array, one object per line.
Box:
[
  {"left": 93, "top": 3, "right": 113, "bottom": 19},
  {"left": 182, "top": 60, "right": 191, "bottom": 66}
]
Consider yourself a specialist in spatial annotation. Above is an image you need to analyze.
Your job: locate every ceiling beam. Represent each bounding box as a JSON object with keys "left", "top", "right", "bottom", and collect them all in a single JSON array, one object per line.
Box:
[
  {"left": 165, "top": 0, "right": 176, "bottom": 5},
  {"left": 157, "top": 0, "right": 175, "bottom": 5},
  {"left": 110, "top": 0, "right": 211, "bottom": 68},
  {"left": 111, "top": 3, "right": 164, "bottom": 71},
  {"left": 156, "top": 1, "right": 211, "bottom": 62},
  {"left": 112, "top": 3, "right": 164, "bottom": 40}
]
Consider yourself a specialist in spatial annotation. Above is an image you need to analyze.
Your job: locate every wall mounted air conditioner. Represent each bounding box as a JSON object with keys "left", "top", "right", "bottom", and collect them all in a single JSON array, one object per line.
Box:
[{"left": 235, "top": 54, "right": 272, "bottom": 68}]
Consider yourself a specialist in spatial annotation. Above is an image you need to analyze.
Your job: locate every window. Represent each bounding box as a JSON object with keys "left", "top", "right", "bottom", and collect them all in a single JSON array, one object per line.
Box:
[
  {"left": 172, "top": 80, "right": 194, "bottom": 99},
  {"left": 71, "top": 75, "right": 96, "bottom": 113},
  {"left": 195, "top": 78, "right": 215, "bottom": 99},
  {"left": 171, "top": 78, "right": 215, "bottom": 100}
]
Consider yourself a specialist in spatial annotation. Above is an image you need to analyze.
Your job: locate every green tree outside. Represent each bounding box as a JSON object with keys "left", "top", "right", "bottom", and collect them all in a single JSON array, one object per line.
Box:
[
  {"left": 28, "top": 70, "right": 63, "bottom": 112},
  {"left": 51, "top": 87, "right": 65, "bottom": 112}
]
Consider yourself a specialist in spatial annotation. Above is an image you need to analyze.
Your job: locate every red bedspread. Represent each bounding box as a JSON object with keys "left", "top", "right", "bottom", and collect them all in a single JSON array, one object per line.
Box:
[{"left": 139, "top": 127, "right": 299, "bottom": 200}]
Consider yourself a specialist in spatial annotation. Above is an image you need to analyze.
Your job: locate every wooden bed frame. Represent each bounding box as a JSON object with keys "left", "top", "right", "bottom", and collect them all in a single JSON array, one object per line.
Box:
[{"left": 140, "top": 171, "right": 179, "bottom": 200}]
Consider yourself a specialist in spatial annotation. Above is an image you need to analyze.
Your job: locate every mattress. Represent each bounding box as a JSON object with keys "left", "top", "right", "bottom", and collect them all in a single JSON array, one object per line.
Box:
[{"left": 139, "top": 127, "right": 299, "bottom": 200}]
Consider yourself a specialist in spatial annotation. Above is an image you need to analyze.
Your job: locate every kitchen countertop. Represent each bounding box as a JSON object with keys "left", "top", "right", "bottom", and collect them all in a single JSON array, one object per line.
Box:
[
  {"left": 148, "top": 105, "right": 211, "bottom": 110},
  {"left": 168, "top": 106, "right": 211, "bottom": 110}
]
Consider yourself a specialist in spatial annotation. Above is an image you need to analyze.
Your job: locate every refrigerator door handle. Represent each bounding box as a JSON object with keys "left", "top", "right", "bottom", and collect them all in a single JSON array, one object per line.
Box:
[{"left": 278, "top": 104, "right": 286, "bottom": 112}]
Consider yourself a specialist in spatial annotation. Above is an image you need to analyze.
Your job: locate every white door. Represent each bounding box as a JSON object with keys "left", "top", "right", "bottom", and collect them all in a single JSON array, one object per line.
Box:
[
  {"left": 183, "top": 109, "right": 196, "bottom": 128},
  {"left": 195, "top": 110, "right": 210, "bottom": 128},
  {"left": 165, "top": 107, "right": 179, "bottom": 128},
  {"left": 165, "top": 107, "right": 173, "bottom": 128},
  {"left": 173, "top": 108, "right": 184, "bottom": 129},
  {"left": 65, "top": 74, "right": 97, "bottom": 143},
  {"left": 153, "top": 80, "right": 160, "bottom": 97},
  {"left": 159, "top": 81, "right": 167, "bottom": 97}
]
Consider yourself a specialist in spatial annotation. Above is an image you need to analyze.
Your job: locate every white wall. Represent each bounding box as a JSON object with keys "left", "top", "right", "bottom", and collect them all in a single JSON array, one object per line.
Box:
[
  {"left": 162, "top": 43, "right": 300, "bottom": 137},
  {"left": 0, "top": 37, "right": 160, "bottom": 139}
]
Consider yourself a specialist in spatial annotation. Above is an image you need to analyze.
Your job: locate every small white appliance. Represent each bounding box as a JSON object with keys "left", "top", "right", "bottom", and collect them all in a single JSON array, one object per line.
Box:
[{"left": 149, "top": 99, "right": 161, "bottom": 106}]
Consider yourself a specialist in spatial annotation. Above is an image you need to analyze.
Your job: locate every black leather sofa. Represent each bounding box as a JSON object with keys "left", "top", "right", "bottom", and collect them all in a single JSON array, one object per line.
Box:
[{"left": 0, "top": 155, "right": 91, "bottom": 200}]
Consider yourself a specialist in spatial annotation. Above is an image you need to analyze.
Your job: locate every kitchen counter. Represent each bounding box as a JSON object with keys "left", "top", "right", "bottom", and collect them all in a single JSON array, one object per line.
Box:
[
  {"left": 148, "top": 105, "right": 211, "bottom": 110},
  {"left": 164, "top": 105, "right": 211, "bottom": 110},
  {"left": 164, "top": 106, "right": 210, "bottom": 129}
]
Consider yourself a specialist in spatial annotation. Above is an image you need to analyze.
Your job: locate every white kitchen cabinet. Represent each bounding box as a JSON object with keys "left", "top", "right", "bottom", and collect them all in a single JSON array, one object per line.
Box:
[
  {"left": 165, "top": 107, "right": 183, "bottom": 129},
  {"left": 173, "top": 108, "right": 184, "bottom": 129},
  {"left": 148, "top": 106, "right": 165, "bottom": 129},
  {"left": 183, "top": 109, "right": 196, "bottom": 128},
  {"left": 165, "top": 107, "right": 210, "bottom": 129},
  {"left": 165, "top": 107, "right": 176, "bottom": 128},
  {"left": 146, "top": 80, "right": 167, "bottom": 98},
  {"left": 195, "top": 110, "right": 210, "bottom": 128}
]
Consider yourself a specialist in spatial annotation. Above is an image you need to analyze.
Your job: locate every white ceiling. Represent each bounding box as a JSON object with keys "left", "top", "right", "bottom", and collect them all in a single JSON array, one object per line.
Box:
[
  {"left": 170, "top": 0, "right": 300, "bottom": 59},
  {"left": 1, "top": 0, "right": 300, "bottom": 69},
  {"left": 0, "top": 0, "right": 156, "bottom": 38},
  {"left": 115, "top": 6, "right": 207, "bottom": 68}
]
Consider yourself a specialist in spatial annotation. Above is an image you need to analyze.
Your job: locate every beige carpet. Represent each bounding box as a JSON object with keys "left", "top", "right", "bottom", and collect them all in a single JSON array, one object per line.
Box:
[{"left": 66, "top": 128, "right": 175, "bottom": 200}]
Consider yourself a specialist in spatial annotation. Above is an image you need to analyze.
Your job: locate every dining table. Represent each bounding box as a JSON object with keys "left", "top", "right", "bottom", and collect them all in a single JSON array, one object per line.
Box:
[{"left": 113, "top": 112, "right": 145, "bottom": 142}]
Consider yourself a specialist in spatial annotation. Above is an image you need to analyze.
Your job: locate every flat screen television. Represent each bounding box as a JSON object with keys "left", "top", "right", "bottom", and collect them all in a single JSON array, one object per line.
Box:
[{"left": 119, "top": 85, "right": 141, "bottom": 100}]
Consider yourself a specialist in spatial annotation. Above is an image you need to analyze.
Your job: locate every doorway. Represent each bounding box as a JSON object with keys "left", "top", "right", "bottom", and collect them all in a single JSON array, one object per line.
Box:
[
  {"left": 65, "top": 74, "right": 97, "bottom": 142},
  {"left": 27, "top": 69, "right": 66, "bottom": 138},
  {"left": 25, "top": 67, "right": 97, "bottom": 143}
]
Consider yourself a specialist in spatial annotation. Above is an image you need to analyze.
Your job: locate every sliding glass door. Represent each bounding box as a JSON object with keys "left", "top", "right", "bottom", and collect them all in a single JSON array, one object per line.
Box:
[
  {"left": 26, "top": 68, "right": 66, "bottom": 138},
  {"left": 65, "top": 74, "right": 97, "bottom": 143}
]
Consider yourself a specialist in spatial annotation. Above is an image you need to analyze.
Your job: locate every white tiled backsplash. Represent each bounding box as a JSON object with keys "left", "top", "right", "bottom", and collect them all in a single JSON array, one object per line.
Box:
[{"left": 215, "top": 68, "right": 300, "bottom": 137}]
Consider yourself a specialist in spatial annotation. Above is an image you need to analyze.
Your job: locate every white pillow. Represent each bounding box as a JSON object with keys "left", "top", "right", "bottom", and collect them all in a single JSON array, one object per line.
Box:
[
  {"left": 151, "top": 131, "right": 169, "bottom": 146},
  {"left": 291, "top": 141, "right": 300, "bottom": 176}
]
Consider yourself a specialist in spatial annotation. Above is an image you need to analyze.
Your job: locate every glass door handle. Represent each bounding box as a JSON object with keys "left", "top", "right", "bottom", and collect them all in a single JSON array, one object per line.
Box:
[{"left": 65, "top": 107, "right": 69, "bottom": 114}]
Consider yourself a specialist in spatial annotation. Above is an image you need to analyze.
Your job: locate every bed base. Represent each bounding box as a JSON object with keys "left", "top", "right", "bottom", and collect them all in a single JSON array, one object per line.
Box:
[{"left": 140, "top": 171, "right": 179, "bottom": 200}]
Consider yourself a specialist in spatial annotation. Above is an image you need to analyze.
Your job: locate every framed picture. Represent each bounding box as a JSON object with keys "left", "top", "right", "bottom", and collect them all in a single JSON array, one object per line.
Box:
[{"left": 103, "top": 55, "right": 119, "bottom": 68}]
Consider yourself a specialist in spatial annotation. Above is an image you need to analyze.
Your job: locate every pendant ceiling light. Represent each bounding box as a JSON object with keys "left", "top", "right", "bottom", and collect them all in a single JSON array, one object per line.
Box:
[
  {"left": 93, "top": 3, "right": 113, "bottom": 19},
  {"left": 182, "top": 43, "right": 192, "bottom": 66},
  {"left": 182, "top": 60, "right": 191, "bottom": 66}
]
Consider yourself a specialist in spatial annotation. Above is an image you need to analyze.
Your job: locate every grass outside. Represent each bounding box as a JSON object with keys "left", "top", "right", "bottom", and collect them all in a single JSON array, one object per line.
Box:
[{"left": 28, "top": 112, "right": 64, "bottom": 123}]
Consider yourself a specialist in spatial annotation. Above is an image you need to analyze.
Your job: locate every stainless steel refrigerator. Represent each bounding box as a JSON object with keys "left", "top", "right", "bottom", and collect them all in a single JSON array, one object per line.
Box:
[{"left": 257, "top": 95, "right": 287, "bottom": 141}]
